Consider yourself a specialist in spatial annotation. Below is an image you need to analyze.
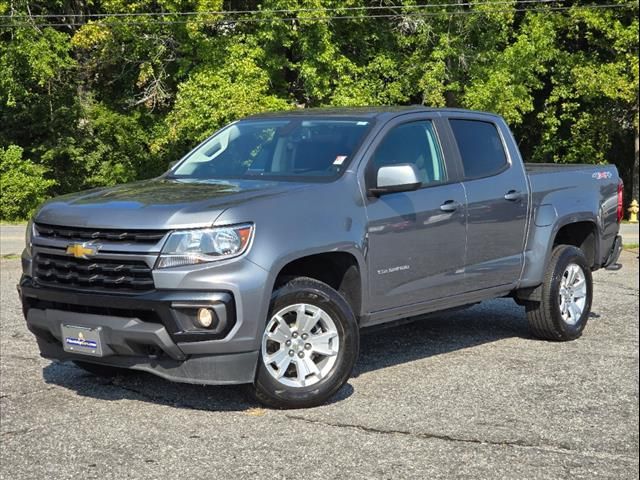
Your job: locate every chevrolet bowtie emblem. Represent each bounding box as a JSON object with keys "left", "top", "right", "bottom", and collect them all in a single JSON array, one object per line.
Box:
[{"left": 66, "top": 243, "right": 98, "bottom": 259}]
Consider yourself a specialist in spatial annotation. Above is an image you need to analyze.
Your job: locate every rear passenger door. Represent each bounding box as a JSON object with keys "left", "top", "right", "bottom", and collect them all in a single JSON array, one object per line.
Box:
[
  {"left": 363, "top": 116, "right": 468, "bottom": 312},
  {"left": 446, "top": 116, "right": 529, "bottom": 290}
]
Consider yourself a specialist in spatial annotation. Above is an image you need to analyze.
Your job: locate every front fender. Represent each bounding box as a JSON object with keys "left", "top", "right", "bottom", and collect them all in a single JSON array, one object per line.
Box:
[
  {"left": 213, "top": 174, "right": 370, "bottom": 322},
  {"left": 260, "top": 244, "right": 369, "bottom": 316}
]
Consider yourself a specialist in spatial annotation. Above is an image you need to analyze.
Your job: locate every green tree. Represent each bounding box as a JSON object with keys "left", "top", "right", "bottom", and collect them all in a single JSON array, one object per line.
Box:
[
  {"left": 534, "top": 3, "right": 638, "bottom": 201},
  {"left": 0, "top": 145, "right": 56, "bottom": 220},
  {"left": 1, "top": 0, "right": 638, "bottom": 218},
  {"left": 162, "top": 40, "right": 291, "bottom": 147}
]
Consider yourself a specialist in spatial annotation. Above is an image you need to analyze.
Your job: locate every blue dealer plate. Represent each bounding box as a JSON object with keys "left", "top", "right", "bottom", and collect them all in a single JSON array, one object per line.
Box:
[{"left": 61, "top": 325, "right": 104, "bottom": 357}]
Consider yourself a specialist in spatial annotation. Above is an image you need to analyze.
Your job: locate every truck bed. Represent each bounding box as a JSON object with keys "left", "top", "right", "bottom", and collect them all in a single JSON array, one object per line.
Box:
[
  {"left": 525, "top": 162, "right": 618, "bottom": 204},
  {"left": 523, "top": 161, "right": 620, "bottom": 267}
]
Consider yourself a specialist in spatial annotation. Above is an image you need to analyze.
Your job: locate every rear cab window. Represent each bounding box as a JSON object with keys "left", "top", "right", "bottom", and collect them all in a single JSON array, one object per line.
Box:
[{"left": 449, "top": 119, "right": 508, "bottom": 179}]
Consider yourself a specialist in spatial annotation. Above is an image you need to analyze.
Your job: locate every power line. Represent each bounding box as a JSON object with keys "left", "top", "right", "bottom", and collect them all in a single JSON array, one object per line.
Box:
[
  {"left": 0, "top": 3, "right": 636, "bottom": 29},
  {"left": 0, "top": 0, "right": 567, "bottom": 19}
]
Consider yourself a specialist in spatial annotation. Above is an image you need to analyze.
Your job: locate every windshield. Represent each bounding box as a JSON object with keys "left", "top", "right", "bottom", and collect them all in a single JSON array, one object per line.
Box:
[{"left": 170, "top": 118, "right": 372, "bottom": 181}]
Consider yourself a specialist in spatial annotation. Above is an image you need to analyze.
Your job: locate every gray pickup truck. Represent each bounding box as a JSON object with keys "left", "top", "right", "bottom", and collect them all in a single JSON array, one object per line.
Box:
[{"left": 20, "top": 107, "right": 624, "bottom": 408}]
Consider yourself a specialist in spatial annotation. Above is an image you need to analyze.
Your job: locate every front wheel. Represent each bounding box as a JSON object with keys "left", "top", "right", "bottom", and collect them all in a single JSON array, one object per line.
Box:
[
  {"left": 252, "top": 277, "right": 359, "bottom": 409},
  {"left": 526, "top": 245, "right": 593, "bottom": 341}
]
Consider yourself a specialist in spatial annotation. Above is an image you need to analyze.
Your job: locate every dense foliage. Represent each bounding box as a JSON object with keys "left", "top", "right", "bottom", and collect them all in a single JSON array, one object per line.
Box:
[
  {"left": 0, "top": 144, "right": 56, "bottom": 219},
  {"left": 1, "top": 0, "right": 638, "bottom": 220}
]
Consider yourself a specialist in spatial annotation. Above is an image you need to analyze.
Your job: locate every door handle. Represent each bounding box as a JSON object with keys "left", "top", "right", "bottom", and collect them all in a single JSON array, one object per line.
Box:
[
  {"left": 440, "top": 200, "right": 460, "bottom": 212},
  {"left": 504, "top": 190, "right": 522, "bottom": 201}
]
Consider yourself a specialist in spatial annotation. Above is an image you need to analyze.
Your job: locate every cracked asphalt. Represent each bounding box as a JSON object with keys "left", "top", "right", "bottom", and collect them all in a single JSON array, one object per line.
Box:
[{"left": 1, "top": 252, "right": 638, "bottom": 480}]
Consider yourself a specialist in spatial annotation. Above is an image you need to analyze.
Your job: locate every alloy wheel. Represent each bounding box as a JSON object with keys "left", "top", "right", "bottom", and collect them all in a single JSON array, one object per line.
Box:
[{"left": 261, "top": 303, "right": 340, "bottom": 388}]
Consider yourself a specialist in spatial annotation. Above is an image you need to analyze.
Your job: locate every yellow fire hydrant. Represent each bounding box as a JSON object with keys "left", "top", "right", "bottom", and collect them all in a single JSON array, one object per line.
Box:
[{"left": 628, "top": 200, "right": 639, "bottom": 223}]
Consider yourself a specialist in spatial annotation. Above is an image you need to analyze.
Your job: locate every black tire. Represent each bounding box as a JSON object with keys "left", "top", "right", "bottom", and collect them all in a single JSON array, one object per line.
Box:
[
  {"left": 72, "top": 360, "right": 124, "bottom": 377},
  {"left": 251, "top": 277, "right": 359, "bottom": 409},
  {"left": 526, "top": 245, "right": 593, "bottom": 341}
]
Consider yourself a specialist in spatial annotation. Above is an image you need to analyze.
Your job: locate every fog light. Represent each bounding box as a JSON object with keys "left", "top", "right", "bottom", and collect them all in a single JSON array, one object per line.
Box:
[{"left": 196, "top": 308, "right": 214, "bottom": 328}]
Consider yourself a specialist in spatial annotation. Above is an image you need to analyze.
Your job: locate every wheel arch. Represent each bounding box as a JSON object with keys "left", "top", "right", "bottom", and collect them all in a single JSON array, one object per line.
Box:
[
  {"left": 269, "top": 249, "right": 366, "bottom": 320},
  {"left": 552, "top": 220, "right": 599, "bottom": 268},
  {"left": 519, "top": 212, "right": 599, "bottom": 291}
]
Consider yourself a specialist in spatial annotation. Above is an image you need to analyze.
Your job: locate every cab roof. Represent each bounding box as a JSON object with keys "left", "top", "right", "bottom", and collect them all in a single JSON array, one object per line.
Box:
[{"left": 246, "top": 106, "right": 500, "bottom": 122}]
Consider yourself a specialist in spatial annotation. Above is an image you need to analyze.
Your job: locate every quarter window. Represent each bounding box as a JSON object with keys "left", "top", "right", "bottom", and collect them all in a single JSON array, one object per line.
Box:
[
  {"left": 371, "top": 121, "right": 446, "bottom": 186},
  {"left": 449, "top": 119, "right": 507, "bottom": 179}
]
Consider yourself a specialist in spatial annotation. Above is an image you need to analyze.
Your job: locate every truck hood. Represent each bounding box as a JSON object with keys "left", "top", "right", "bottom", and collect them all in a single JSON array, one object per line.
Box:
[{"left": 35, "top": 178, "right": 307, "bottom": 229}]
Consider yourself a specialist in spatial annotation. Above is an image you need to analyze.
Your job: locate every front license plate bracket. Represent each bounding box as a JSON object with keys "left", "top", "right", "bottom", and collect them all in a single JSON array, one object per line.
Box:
[{"left": 61, "top": 325, "right": 104, "bottom": 357}]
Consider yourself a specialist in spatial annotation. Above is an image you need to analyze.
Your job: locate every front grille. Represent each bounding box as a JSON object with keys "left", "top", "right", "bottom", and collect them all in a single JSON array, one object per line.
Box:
[
  {"left": 35, "top": 223, "right": 166, "bottom": 243},
  {"left": 34, "top": 253, "right": 155, "bottom": 293}
]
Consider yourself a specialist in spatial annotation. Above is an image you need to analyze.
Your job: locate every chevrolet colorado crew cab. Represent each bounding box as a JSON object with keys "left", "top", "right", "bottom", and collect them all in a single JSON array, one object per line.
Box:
[{"left": 20, "top": 107, "right": 624, "bottom": 408}]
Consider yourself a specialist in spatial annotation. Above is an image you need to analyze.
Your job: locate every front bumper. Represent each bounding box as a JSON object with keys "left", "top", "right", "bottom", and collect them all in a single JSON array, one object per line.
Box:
[
  {"left": 19, "top": 254, "right": 272, "bottom": 385},
  {"left": 34, "top": 335, "right": 258, "bottom": 386},
  {"left": 21, "top": 286, "right": 259, "bottom": 385},
  {"left": 20, "top": 279, "right": 237, "bottom": 344}
]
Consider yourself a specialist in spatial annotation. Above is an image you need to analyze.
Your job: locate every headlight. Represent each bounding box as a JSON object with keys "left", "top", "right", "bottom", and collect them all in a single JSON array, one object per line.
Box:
[
  {"left": 25, "top": 219, "right": 34, "bottom": 254},
  {"left": 156, "top": 224, "right": 254, "bottom": 269}
]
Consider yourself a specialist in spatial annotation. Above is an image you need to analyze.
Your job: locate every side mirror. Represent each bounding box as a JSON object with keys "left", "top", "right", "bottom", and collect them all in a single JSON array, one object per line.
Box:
[
  {"left": 168, "top": 160, "right": 178, "bottom": 170},
  {"left": 369, "top": 164, "right": 421, "bottom": 196}
]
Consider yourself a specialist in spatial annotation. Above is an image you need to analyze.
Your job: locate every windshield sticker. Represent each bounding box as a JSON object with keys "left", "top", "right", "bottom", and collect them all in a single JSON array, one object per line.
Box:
[{"left": 333, "top": 155, "right": 348, "bottom": 165}]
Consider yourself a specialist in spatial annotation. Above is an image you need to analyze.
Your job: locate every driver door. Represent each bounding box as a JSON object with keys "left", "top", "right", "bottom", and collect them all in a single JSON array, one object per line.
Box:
[{"left": 363, "top": 117, "right": 467, "bottom": 313}]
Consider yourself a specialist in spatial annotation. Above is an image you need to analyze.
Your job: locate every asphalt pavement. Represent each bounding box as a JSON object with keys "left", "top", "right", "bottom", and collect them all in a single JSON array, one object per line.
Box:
[
  {"left": 1, "top": 250, "right": 638, "bottom": 479},
  {"left": 621, "top": 222, "right": 639, "bottom": 244},
  {"left": 0, "top": 224, "right": 26, "bottom": 256}
]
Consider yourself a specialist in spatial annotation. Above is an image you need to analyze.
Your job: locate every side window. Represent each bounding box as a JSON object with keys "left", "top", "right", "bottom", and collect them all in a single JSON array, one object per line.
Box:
[
  {"left": 449, "top": 119, "right": 507, "bottom": 179},
  {"left": 371, "top": 121, "right": 446, "bottom": 186}
]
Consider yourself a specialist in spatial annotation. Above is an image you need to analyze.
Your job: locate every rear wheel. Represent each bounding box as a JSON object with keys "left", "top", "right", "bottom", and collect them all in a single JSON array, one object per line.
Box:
[
  {"left": 526, "top": 245, "right": 593, "bottom": 341},
  {"left": 252, "top": 277, "right": 359, "bottom": 409}
]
